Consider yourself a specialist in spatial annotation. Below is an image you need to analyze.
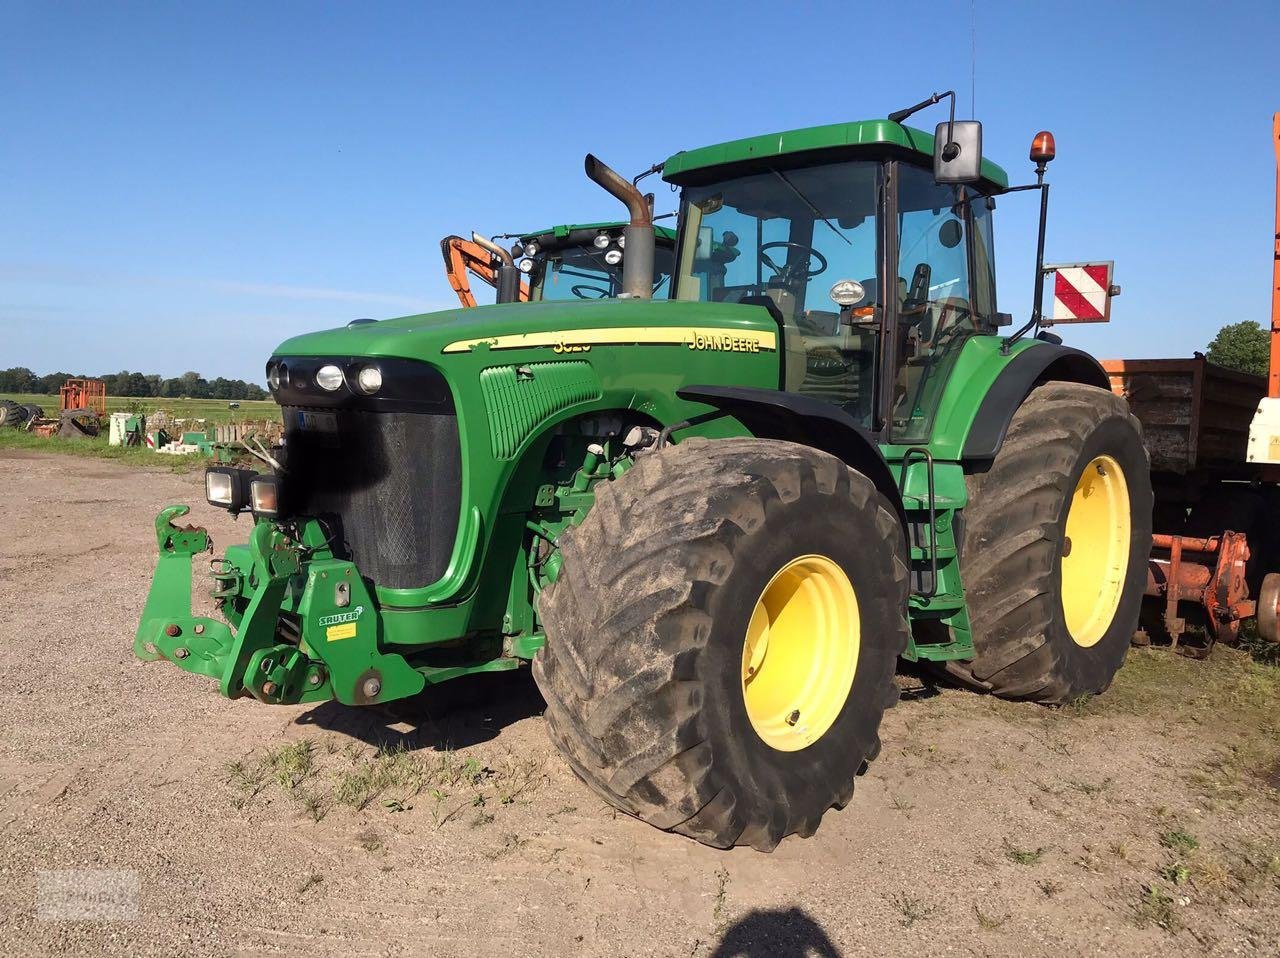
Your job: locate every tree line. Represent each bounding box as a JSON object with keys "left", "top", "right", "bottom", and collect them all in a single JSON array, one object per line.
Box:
[{"left": 0, "top": 367, "right": 268, "bottom": 401}]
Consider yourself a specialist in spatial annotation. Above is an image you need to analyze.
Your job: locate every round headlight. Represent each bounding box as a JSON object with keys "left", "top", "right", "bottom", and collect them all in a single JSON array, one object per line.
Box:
[
  {"left": 315, "top": 364, "right": 345, "bottom": 391},
  {"left": 523, "top": 240, "right": 539, "bottom": 257},
  {"left": 592, "top": 233, "right": 610, "bottom": 249},
  {"left": 604, "top": 249, "right": 623, "bottom": 266},
  {"left": 266, "top": 363, "right": 282, "bottom": 391},
  {"left": 356, "top": 365, "right": 383, "bottom": 395},
  {"left": 828, "top": 279, "right": 867, "bottom": 308},
  {"left": 518, "top": 257, "right": 534, "bottom": 273},
  {"left": 617, "top": 234, "right": 626, "bottom": 249}
]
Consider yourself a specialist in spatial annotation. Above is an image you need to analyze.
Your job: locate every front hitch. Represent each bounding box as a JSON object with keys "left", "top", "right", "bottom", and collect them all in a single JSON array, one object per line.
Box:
[{"left": 133, "top": 506, "right": 424, "bottom": 706}]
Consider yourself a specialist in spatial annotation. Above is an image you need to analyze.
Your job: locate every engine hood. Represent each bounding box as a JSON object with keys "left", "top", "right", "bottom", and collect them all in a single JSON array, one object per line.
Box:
[{"left": 271, "top": 298, "right": 780, "bottom": 366}]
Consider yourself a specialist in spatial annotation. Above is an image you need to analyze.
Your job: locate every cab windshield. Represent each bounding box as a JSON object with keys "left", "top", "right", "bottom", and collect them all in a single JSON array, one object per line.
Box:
[
  {"left": 533, "top": 242, "right": 675, "bottom": 301},
  {"left": 673, "top": 160, "right": 881, "bottom": 425}
]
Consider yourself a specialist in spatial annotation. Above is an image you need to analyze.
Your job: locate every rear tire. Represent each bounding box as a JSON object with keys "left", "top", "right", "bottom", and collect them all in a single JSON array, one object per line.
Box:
[
  {"left": 534, "top": 437, "right": 909, "bottom": 850},
  {"left": 946, "top": 382, "right": 1152, "bottom": 703}
]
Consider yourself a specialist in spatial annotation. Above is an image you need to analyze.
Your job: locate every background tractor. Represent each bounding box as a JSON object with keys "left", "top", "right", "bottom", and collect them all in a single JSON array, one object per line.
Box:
[
  {"left": 441, "top": 222, "right": 676, "bottom": 308},
  {"left": 137, "top": 93, "right": 1152, "bottom": 851}
]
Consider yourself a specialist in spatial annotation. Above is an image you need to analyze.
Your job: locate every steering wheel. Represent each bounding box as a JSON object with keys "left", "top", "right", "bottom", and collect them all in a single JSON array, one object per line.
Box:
[
  {"left": 759, "top": 241, "right": 828, "bottom": 283},
  {"left": 571, "top": 284, "right": 610, "bottom": 300}
]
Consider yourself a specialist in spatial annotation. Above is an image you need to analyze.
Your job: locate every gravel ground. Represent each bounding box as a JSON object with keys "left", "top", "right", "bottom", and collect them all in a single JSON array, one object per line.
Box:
[{"left": 2, "top": 449, "right": 1278, "bottom": 957}]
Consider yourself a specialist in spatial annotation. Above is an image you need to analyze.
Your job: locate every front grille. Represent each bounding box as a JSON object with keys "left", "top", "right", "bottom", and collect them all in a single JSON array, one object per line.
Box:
[{"left": 279, "top": 405, "right": 462, "bottom": 589}]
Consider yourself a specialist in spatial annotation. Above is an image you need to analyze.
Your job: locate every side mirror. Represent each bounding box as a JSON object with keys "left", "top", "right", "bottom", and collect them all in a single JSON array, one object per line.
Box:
[{"left": 933, "top": 120, "right": 983, "bottom": 184}]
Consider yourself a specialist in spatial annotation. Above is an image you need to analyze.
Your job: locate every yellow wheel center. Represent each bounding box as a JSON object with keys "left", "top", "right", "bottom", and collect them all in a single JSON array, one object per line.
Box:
[
  {"left": 1060, "top": 454, "right": 1131, "bottom": 647},
  {"left": 741, "top": 555, "right": 860, "bottom": 752}
]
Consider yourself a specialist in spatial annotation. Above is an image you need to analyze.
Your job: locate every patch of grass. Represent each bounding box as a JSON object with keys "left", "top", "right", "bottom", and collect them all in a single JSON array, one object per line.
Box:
[
  {"left": 1237, "top": 619, "right": 1280, "bottom": 668},
  {"left": 224, "top": 759, "right": 267, "bottom": 802},
  {"left": 356, "top": 829, "right": 384, "bottom": 853},
  {"left": 1160, "top": 862, "right": 1191, "bottom": 885},
  {"left": 973, "top": 903, "right": 1006, "bottom": 930},
  {"left": 889, "top": 893, "right": 935, "bottom": 928},
  {"left": 295, "top": 872, "right": 324, "bottom": 896},
  {"left": 712, "top": 866, "right": 730, "bottom": 927},
  {"left": 0, "top": 392, "right": 281, "bottom": 426},
  {"left": 1134, "top": 884, "right": 1179, "bottom": 931},
  {"left": 1160, "top": 829, "right": 1199, "bottom": 854},
  {"left": 1066, "top": 777, "right": 1113, "bottom": 798},
  {"left": 334, "top": 743, "right": 428, "bottom": 810},
  {"left": 0, "top": 426, "right": 203, "bottom": 472},
  {"left": 1108, "top": 841, "right": 1132, "bottom": 862},
  {"left": 1004, "top": 841, "right": 1046, "bottom": 866},
  {"left": 264, "top": 741, "right": 315, "bottom": 791}
]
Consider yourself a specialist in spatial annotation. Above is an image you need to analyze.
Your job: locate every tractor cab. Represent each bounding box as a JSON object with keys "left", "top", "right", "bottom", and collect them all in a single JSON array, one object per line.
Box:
[
  {"left": 441, "top": 223, "right": 676, "bottom": 308},
  {"left": 513, "top": 222, "right": 677, "bottom": 302},
  {"left": 662, "top": 120, "right": 1007, "bottom": 437}
]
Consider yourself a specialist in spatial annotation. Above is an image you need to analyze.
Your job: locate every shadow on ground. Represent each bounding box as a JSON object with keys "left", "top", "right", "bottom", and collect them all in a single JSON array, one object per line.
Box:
[
  {"left": 293, "top": 668, "right": 546, "bottom": 751},
  {"left": 711, "top": 908, "right": 842, "bottom": 957}
]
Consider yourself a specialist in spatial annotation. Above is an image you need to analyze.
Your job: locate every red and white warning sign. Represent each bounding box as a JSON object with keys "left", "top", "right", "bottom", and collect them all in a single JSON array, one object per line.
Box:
[{"left": 1047, "top": 261, "right": 1115, "bottom": 324}]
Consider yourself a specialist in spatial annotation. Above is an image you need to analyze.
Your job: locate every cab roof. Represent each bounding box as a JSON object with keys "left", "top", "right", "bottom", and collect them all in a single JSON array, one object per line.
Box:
[
  {"left": 661, "top": 119, "right": 1009, "bottom": 190},
  {"left": 518, "top": 222, "right": 676, "bottom": 245}
]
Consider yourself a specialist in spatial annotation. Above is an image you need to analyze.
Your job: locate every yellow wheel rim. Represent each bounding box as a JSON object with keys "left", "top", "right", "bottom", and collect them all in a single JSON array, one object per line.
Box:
[
  {"left": 1060, "top": 455, "right": 1131, "bottom": 647},
  {"left": 741, "top": 555, "right": 859, "bottom": 752}
]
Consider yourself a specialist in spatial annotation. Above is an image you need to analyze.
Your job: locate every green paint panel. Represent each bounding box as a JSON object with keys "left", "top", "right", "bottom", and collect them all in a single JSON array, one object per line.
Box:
[
  {"left": 480, "top": 361, "right": 602, "bottom": 460},
  {"left": 662, "top": 120, "right": 1009, "bottom": 189},
  {"left": 519, "top": 222, "right": 677, "bottom": 244}
]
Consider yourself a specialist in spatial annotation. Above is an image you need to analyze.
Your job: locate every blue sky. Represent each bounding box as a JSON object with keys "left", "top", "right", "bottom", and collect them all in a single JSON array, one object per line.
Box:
[{"left": 1, "top": 0, "right": 1277, "bottom": 381}]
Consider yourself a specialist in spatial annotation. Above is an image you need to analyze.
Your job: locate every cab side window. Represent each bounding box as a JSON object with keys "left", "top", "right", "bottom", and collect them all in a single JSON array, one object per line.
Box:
[{"left": 892, "top": 165, "right": 981, "bottom": 441}]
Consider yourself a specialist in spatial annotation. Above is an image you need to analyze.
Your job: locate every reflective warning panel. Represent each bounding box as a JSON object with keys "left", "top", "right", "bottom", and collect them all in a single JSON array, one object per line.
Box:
[{"left": 1047, "top": 261, "right": 1116, "bottom": 325}]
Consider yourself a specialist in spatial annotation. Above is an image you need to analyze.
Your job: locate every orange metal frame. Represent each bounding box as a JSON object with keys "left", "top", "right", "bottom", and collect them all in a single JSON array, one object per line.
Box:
[
  {"left": 440, "top": 235, "right": 530, "bottom": 309},
  {"left": 1269, "top": 113, "right": 1280, "bottom": 398},
  {"left": 59, "top": 378, "right": 106, "bottom": 416}
]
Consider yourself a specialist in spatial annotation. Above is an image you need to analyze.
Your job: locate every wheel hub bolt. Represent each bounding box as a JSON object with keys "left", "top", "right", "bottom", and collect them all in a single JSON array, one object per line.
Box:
[
  {"left": 164, "top": 624, "right": 181, "bottom": 637},
  {"left": 194, "top": 624, "right": 205, "bottom": 635},
  {"left": 363, "top": 678, "right": 382, "bottom": 698},
  {"left": 307, "top": 672, "right": 323, "bottom": 687},
  {"left": 262, "top": 681, "right": 278, "bottom": 697},
  {"left": 174, "top": 647, "right": 189, "bottom": 659},
  {"left": 786, "top": 710, "right": 800, "bottom": 726}
]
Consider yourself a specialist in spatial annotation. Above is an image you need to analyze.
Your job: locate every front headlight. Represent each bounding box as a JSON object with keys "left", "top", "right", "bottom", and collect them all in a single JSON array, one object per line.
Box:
[
  {"left": 205, "top": 466, "right": 251, "bottom": 513},
  {"left": 518, "top": 257, "right": 534, "bottom": 273},
  {"left": 604, "top": 249, "right": 623, "bottom": 266},
  {"left": 523, "top": 240, "right": 539, "bottom": 257},
  {"left": 249, "top": 475, "right": 280, "bottom": 518},
  {"left": 315, "top": 364, "right": 344, "bottom": 391},
  {"left": 355, "top": 365, "right": 383, "bottom": 395},
  {"left": 266, "top": 362, "right": 286, "bottom": 391},
  {"left": 593, "top": 233, "right": 610, "bottom": 249}
]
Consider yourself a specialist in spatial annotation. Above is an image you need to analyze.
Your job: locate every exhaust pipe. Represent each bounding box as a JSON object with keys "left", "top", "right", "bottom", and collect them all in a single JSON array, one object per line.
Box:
[
  {"left": 472, "top": 232, "right": 521, "bottom": 304},
  {"left": 584, "top": 154, "right": 654, "bottom": 300}
]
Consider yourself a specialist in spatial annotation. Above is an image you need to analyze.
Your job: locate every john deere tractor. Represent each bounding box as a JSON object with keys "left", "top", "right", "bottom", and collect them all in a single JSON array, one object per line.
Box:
[
  {"left": 442, "top": 222, "right": 677, "bottom": 308},
  {"left": 137, "top": 94, "right": 1151, "bottom": 850}
]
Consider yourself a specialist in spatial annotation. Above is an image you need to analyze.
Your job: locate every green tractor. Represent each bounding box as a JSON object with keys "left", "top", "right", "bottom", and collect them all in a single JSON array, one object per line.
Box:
[
  {"left": 441, "top": 221, "right": 677, "bottom": 308},
  {"left": 136, "top": 93, "right": 1151, "bottom": 850}
]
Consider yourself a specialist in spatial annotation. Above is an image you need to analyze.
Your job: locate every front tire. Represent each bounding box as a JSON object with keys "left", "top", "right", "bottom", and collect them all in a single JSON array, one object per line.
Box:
[
  {"left": 533, "top": 437, "right": 909, "bottom": 850},
  {"left": 948, "top": 381, "right": 1153, "bottom": 703}
]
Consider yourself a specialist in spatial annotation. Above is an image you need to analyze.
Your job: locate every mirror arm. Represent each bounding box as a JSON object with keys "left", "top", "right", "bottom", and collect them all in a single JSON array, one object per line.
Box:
[
  {"left": 1001, "top": 180, "right": 1052, "bottom": 352},
  {"left": 889, "top": 90, "right": 960, "bottom": 160}
]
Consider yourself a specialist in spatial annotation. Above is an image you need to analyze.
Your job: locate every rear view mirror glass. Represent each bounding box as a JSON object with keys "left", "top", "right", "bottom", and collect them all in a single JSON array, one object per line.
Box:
[{"left": 934, "top": 120, "right": 983, "bottom": 184}]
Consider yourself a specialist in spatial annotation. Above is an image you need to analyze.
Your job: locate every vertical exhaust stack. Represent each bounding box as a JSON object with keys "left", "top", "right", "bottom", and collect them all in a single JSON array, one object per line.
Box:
[
  {"left": 584, "top": 154, "right": 654, "bottom": 300},
  {"left": 471, "top": 232, "right": 521, "bottom": 304}
]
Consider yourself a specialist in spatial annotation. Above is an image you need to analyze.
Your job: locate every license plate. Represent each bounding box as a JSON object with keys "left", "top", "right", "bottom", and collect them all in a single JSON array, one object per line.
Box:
[{"left": 294, "top": 410, "right": 338, "bottom": 433}]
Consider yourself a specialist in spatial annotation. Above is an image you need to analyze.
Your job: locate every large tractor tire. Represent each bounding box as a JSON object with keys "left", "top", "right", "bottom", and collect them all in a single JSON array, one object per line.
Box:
[
  {"left": 947, "top": 381, "right": 1152, "bottom": 703},
  {"left": 0, "top": 400, "right": 20, "bottom": 427},
  {"left": 534, "top": 437, "right": 909, "bottom": 850}
]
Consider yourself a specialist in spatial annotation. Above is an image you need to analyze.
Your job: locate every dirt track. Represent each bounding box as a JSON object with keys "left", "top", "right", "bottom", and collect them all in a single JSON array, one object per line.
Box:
[{"left": 2, "top": 450, "right": 1278, "bottom": 957}]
